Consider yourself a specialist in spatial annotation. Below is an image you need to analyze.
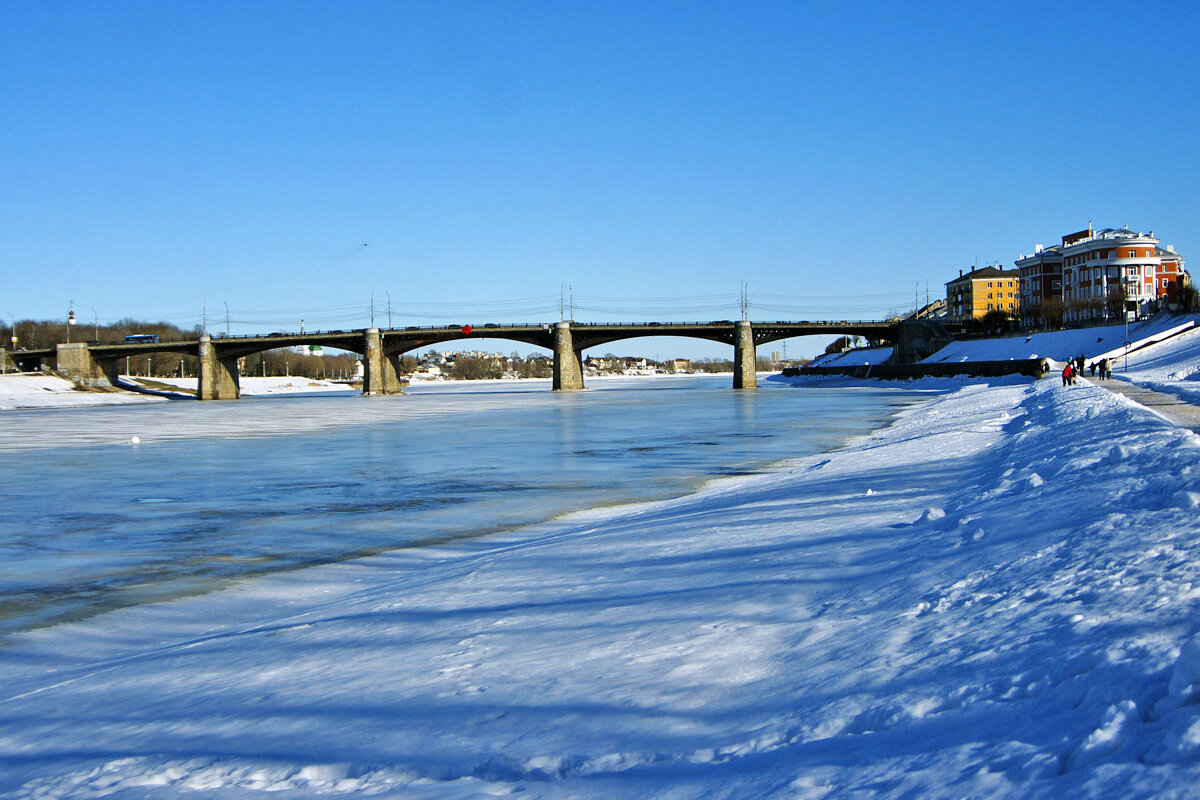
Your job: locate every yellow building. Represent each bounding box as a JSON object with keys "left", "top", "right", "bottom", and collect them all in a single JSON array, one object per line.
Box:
[{"left": 945, "top": 266, "right": 1020, "bottom": 321}]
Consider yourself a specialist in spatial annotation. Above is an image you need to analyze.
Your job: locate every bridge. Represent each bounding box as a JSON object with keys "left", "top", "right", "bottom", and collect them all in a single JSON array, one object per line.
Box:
[{"left": 7, "top": 318, "right": 957, "bottom": 399}]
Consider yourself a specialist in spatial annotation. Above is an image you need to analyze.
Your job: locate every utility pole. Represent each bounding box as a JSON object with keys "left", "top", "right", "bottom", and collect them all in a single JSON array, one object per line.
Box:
[
  {"left": 740, "top": 283, "right": 749, "bottom": 321},
  {"left": 91, "top": 308, "right": 98, "bottom": 341},
  {"left": 202, "top": 301, "right": 208, "bottom": 334},
  {"left": 370, "top": 291, "right": 375, "bottom": 328},
  {"left": 225, "top": 302, "right": 231, "bottom": 337},
  {"left": 386, "top": 290, "right": 392, "bottom": 329},
  {"left": 569, "top": 285, "right": 574, "bottom": 321}
]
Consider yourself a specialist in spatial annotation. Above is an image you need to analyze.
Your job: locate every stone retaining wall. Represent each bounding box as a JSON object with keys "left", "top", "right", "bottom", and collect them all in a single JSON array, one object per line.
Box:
[{"left": 783, "top": 359, "right": 1050, "bottom": 381}]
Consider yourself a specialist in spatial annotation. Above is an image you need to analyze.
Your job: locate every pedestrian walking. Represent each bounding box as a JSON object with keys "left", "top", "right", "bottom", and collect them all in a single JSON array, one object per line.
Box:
[{"left": 1062, "top": 362, "right": 1074, "bottom": 387}]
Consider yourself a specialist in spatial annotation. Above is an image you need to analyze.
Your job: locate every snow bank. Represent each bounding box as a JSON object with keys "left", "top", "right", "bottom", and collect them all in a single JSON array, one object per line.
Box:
[
  {"left": 4, "top": 376, "right": 1200, "bottom": 797},
  {"left": 807, "top": 346, "right": 894, "bottom": 367},
  {"left": 1117, "top": 324, "right": 1200, "bottom": 406},
  {"left": 923, "top": 313, "right": 1197, "bottom": 364},
  {"left": 0, "top": 374, "right": 357, "bottom": 410},
  {"left": 0, "top": 373, "right": 164, "bottom": 409},
  {"left": 150, "top": 376, "right": 357, "bottom": 395}
]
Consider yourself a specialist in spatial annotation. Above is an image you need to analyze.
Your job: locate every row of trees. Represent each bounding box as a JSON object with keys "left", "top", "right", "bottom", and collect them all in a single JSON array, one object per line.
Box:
[
  {"left": 1009, "top": 286, "right": 1200, "bottom": 334},
  {"left": 3, "top": 319, "right": 364, "bottom": 380},
  {"left": 441, "top": 354, "right": 781, "bottom": 380},
  {"left": 4, "top": 318, "right": 200, "bottom": 351},
  {"left": 678, "top": 357, "right": 779, "bottom": 372}
]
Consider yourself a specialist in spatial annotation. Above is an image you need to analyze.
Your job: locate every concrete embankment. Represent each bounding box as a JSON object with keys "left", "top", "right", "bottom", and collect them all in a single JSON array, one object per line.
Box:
[{"left": 784, "top": 359, "right": 1049, "bottom": 381}]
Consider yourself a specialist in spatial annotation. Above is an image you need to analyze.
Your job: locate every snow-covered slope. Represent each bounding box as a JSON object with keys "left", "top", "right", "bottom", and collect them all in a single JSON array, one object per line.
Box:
[
  {"left": 148, "top": 376, "right": 357, "bottom": 395},
  {"left": 922, "top": 313, "right": 1196, "bottom": 364},
  {"left": 1121, "top": 323, "right": 1200, "bottom": 405},
  {"left": 0, "top": 374, "right": 356, "bottom": 409},
  {"left": 0, "top": 373, "right": 166, "bottom": 409},
  {"left": 807, "top": 346, "right": 895, "bottom": 367},
  {"left": 4, "top": 376, "right": 1200, "bottom": 798}
]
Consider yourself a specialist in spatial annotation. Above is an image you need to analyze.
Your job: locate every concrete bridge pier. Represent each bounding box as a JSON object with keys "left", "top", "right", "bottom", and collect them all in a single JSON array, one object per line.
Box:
[
  {"left": 553, "top": 322, "right": 584, "bottom": 391},
  {"left": 56, "top": 342, "right": 119, "bottom": 388},
  {"left": 198, "top": 335, "right": 241, "bottom": 400},
  {"left": 362, "top": 328, "right": 405, "bottom": 396},
  {"left": 733, "top": 321, "right": 757, "bottom": 389}
]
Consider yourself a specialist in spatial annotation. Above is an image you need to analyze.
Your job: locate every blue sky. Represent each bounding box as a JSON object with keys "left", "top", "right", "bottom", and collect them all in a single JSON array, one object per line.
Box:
[{"left": 3, "top": 1, "right": 1199, "bottom": 358}]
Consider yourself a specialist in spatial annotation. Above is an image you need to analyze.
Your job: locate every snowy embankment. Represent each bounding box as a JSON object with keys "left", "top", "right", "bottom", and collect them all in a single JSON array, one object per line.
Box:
[
  {"left": 4, "top": 377, "right": 1200, "bottom": 798},
  {"left": 808, "top": 313, "right": 1199, "bottom": 372},
  {"left": 923, "top": 313, "right": 1196, "bottom": 365},
  {"left": 0, "top": 374, "right": 355, "bottom": 409},
  {"left": 145, "top": 376, "right": 358, "bottom": 396},
  {"left": 805, "top": 346, "right": 895, "bottom": 368},
  {"left": 0, "top": 373, "right": 167, "bottom": 410},
  {"left": 1120, "top": 324, "right": 1200, "bottom": 405}
]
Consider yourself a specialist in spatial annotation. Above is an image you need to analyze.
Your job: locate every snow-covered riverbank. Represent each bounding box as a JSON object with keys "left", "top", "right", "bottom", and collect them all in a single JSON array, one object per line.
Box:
[
  {"left": 0, "top": 375, "right": 357, "bottom": 410},
  {"left": 3, "top": 368, "right": 1200, "bottom": 797},
  {"left": 0, "top": 372, "right": 710, "bottom": 410}
]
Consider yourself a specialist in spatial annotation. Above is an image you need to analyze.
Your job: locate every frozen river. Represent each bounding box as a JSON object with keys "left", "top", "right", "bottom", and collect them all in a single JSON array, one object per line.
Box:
[{"left": 0, "top": 375, "right": 923, "bottom": 636}]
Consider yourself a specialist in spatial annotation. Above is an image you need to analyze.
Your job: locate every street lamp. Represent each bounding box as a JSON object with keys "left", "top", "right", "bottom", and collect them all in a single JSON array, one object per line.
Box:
[
  {"left": 91, "top": 308, "right": 98, "bottom": 342},
  {"left": 67, "top": 301, "right": 76, "bottom": 343},
  {"left": 2, "top": 314, "right": 11, "bottom": 374},
  {"left": 1124, "top": 278, "right": 1135, "bottom": 373}
]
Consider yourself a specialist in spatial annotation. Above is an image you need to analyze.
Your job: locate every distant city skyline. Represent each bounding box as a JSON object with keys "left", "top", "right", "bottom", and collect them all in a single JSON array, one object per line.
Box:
[{"left": 4, "top": 1, "right": 1198, "bottom": 358}]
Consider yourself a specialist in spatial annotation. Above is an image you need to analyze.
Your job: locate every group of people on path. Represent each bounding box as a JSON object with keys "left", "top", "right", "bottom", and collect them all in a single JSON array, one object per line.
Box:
[{"left": 1062, "top": 355, "right": 1113, "bottom": 386}]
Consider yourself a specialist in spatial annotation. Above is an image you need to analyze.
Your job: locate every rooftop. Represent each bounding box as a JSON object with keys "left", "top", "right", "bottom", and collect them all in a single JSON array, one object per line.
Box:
[{"left": 945, "top": 266, "right": 1019, "bottom": 286}]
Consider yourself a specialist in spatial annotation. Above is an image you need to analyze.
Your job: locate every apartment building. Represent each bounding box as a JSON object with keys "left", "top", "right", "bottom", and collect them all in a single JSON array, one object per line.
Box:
[
  {"left": 945, "top": 266, "right": 1020, "bottom": 321},
  {"left": 1018, "top": 225, "right": 1188, "bottom": 323}
]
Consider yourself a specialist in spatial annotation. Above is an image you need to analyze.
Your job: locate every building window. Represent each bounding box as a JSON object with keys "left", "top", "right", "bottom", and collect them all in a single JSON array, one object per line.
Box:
[{"left": 1129, "top": 249, "right": 1137, "bottom": 258}]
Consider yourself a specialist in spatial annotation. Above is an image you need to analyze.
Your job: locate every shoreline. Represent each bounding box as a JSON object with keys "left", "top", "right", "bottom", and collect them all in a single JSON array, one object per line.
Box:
[{"left": 0, "top": 370, "right": 737, "bottom": 411}]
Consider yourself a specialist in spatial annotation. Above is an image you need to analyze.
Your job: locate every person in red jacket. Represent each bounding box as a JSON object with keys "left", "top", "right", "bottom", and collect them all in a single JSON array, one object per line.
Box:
[{"left": 1062, "top": 362, "right": 1074, "bottom": 387}]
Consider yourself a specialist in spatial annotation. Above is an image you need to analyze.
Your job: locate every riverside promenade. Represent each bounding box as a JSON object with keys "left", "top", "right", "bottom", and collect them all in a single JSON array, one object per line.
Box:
[{"left": 1093, "top": 376, "right": 1200, "bottom": 434}]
